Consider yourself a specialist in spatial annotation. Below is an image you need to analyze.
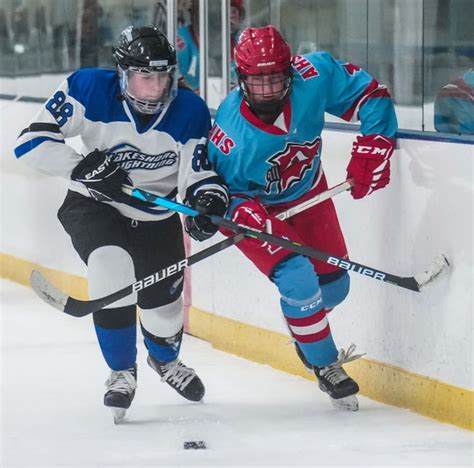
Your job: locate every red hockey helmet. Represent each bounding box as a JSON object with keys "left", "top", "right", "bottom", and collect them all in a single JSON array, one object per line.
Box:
[
  {"left": 234, "top": 25, "right": 291, "bottom": 76},
  {"left": 231, "top": 0, "right": 245, "bottom": 14},
  {"left": 234, "top": 26, "right": 293, "bottom": 118}
]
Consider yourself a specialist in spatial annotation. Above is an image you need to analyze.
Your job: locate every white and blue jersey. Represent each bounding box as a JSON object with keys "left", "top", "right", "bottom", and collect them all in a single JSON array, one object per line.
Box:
[
  {"left": 208, "top": 51, "right": 398, "bottom": 207},
  {"left": 15, "top": 68, "right": 227, "bottom": 221}
]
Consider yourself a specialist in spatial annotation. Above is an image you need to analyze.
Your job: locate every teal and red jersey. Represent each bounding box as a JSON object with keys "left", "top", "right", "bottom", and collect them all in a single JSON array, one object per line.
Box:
[
  {"left": 434, "top": 68, "right": 474, "bottom": 135},
  {"left": 207, "top": 51, "right": 398, "bottom": 206},
  {"left": 176, "top": 25, "right": 240, "bottom": 93},
  {"left": 176, "top": 25, "right": 200, "bottom": 92}
]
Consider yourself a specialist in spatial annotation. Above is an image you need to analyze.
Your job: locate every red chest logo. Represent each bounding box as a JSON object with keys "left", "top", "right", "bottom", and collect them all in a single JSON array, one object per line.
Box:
[{"left": 265, "top": 138, "right": 321, "bottom": 193}]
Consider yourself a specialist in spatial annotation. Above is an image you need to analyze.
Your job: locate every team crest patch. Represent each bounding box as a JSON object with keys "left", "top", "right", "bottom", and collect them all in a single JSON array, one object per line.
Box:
[
  {"left": 107, "top": 143, "right": 178, "bottom": 171},
  {"left": 265, "top": 137, "right": 321, "bottom": 193}
]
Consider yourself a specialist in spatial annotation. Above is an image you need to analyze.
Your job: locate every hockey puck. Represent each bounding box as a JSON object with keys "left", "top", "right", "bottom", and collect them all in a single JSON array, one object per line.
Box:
[{"left": 183, "top": 440, "right": 207, "bottom": 450}]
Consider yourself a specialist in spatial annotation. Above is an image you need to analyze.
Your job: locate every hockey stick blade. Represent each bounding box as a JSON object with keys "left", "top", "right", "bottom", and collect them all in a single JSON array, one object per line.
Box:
[
  {"left": 413, "top": 253, "right": 450, "bottom": 289},
  {"left": 30, "top": 234, "right": 245, "bottom": 317},
  {"left": 131, "top": 188, "right": 448, "bottom": 293},
  {"left": 31, "top": 270, "right": 69, "bottom": 312}
]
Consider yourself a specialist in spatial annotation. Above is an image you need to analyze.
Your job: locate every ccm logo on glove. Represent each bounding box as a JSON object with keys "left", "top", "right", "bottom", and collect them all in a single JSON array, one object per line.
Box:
[
  {"left": 346, "top": 134, "right": 396, "bottom": 199},
  {"left": 351, "top": 143, "right": 392, "bottom": 157}
]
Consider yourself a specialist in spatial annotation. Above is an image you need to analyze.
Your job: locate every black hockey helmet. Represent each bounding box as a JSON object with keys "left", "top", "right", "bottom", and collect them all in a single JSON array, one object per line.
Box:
[
  {"left": 113, "top": 26, "right": 178, "bottom": 114},
  {"left": 113, "top": 25, "right": 177, "bottom": 70}
]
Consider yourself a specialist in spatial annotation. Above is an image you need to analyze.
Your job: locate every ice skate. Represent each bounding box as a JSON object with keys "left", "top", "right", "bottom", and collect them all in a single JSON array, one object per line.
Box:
[
  {"left": 313, "top": 344, "right": 364, "bottom": 412},
  {"left": 147, "top": 354, "right": 205, "bottom": 402},
  {"left": 104, "top": 365, "right": 137, "bottom": 424}
]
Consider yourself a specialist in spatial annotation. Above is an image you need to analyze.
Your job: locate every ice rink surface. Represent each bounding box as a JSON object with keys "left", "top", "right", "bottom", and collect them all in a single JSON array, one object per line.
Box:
[{"left": 1, "top": 279, "right": 472, "bottom": 468}]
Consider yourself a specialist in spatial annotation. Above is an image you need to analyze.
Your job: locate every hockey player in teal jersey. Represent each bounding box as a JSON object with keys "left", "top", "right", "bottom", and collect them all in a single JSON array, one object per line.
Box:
[{"left": 205, "top": 25, "right": 398, "bottom": 411}]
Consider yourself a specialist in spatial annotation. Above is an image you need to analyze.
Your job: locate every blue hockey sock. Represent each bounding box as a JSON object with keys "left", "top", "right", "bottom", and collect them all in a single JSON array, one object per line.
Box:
[
  {"left": 94, "top": 324, "right": 137, "bottom": 370},
  {"left": 93, "top": 305, "right": 137, "bottom": 370},
  {"left": 141, "top": 326, "right": 183, "bottom": 363},
  {"left": 272, "top": 256, "right": 338, "bottom": 367}
]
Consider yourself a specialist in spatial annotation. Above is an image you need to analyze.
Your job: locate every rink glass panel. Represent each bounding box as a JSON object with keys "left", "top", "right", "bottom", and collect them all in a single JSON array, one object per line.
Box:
[{"left": 0, "top": 0, "right": 472, "bottom": 134}]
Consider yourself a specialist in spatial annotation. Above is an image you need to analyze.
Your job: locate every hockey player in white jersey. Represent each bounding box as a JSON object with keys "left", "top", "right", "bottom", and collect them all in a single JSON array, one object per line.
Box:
[{"left": 15, "top": 26, "right": 229, "bottom": 423}]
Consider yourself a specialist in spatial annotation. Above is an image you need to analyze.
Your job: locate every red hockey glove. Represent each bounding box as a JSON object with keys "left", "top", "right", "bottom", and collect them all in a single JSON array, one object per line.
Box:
[
  {"left": 346, "top": 134, "right": 396, "bottom": 199},
  {"left": 218, "top": 198, "right": 268, "bottom": 239},
  {"left": 224, "top": 198, "right": 305, "bottom": 277},
  {"left": 231, "top": 198, "right": 269, "bottom": 235}
]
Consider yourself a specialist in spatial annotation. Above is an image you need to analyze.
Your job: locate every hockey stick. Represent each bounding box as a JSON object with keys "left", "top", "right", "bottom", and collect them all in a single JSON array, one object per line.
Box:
[
  {"left": 276, "top": 179, "right": 353, "bottom": 220},
  {"left": 31, "top": 234, "right": 245, "bottom": 317},
  {"left": 129, "top": 187, "right": 449, "bottom": 293},
  {"left": 30, "top": 181, "right": 351, "bottom": 317}
]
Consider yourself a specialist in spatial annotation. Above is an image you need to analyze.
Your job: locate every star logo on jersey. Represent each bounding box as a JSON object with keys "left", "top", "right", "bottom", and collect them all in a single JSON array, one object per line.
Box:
[{"left": 264, "top": 138, "right": 321, "bottom": 193}]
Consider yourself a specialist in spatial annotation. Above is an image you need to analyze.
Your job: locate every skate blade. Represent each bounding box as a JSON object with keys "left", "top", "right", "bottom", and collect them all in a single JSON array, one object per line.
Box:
[
  {"left": 330, "top": 394, "right": 359, "bottom": 411},
  {"left": 110, "top": 408, "right": 127, "bottom": 424}
]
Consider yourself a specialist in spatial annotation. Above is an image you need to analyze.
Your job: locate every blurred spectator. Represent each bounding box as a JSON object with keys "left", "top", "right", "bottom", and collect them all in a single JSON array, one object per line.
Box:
[
  {"left": 0, "top": 7, "right": 11, "bottom": 53},
  {"left": 11, "top": 3, "right": 29, "bottom": 52},
  {"left": 153, "top": 0, "right": 168, "bottom": 34},
  {"left": 434, "top": 68, "right": 474, "bottom": 135},
  {"left": 51, "top": 0, "right": 78, "bottom": 70},
  {"left": 80, "top": 0, "right": 100, "bottom": 67},
  {"left": 176, "top": 0, "right": 245, "bottom": 93}
]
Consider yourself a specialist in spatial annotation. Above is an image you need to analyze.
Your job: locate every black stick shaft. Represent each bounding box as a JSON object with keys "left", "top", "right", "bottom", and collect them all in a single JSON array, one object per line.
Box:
[
  {"left": 34, "top": 182, "right": 350, "bottom": 317},
  {"left": 132, "top": 188, "right": 421, "bottom": 292},
  {"left": 63, "top": 234, "right": 245, "bottom": 317}
]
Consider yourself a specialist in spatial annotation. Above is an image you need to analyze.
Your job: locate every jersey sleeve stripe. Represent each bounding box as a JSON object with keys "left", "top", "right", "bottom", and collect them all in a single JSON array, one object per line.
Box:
[
  {"left": 15, "top": 136, "right": 65, "bottom": 158},
  {"left": 341, "top": 79, "right": 390, "bottom": 122},
  {"left": 19, "top": 123, "right": 61, "bottom": 137}
]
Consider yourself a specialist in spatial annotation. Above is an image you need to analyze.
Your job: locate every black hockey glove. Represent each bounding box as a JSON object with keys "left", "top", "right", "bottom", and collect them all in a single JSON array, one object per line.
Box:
[
  {"left": 185, "top": 190, "right": 228, "bottom": 241},
  {"left": 71, "top": 149, "right": 131, "bottom": 203}
]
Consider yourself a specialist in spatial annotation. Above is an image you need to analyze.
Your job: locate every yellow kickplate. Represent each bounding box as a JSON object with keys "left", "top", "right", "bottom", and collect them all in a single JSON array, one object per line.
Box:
[{"left": 189, "top": 306, "right": 473, "bottom": 431}]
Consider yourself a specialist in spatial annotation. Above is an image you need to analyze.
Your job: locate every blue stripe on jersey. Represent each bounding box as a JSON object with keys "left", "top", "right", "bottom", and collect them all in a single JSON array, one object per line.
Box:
[
  {"left": 15, "top": 136, "right": 65, "bottom": 158},
  {"left": 67, "top": 68, "right": 128, "bottom": 123}
]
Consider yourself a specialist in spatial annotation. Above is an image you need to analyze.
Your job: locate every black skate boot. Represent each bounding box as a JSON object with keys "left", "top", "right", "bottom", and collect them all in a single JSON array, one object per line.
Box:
[
  {"left": 313, "top": 344, "right": 363, "bottom": 411},
  {"left": 104, "top": 365, "right": 137, "bottom": 424},
  {"left": 147, "top": 354, "right": 205, "bottom": 402}
]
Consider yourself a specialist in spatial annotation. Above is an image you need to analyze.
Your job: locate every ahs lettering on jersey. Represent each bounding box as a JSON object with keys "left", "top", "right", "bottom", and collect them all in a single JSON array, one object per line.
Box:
[
  {"left": 207, "top": 51, "right": 397, "bottom": 206},
  {"left": 15, "top": 68, "right": 227, "bottom": 222}
]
